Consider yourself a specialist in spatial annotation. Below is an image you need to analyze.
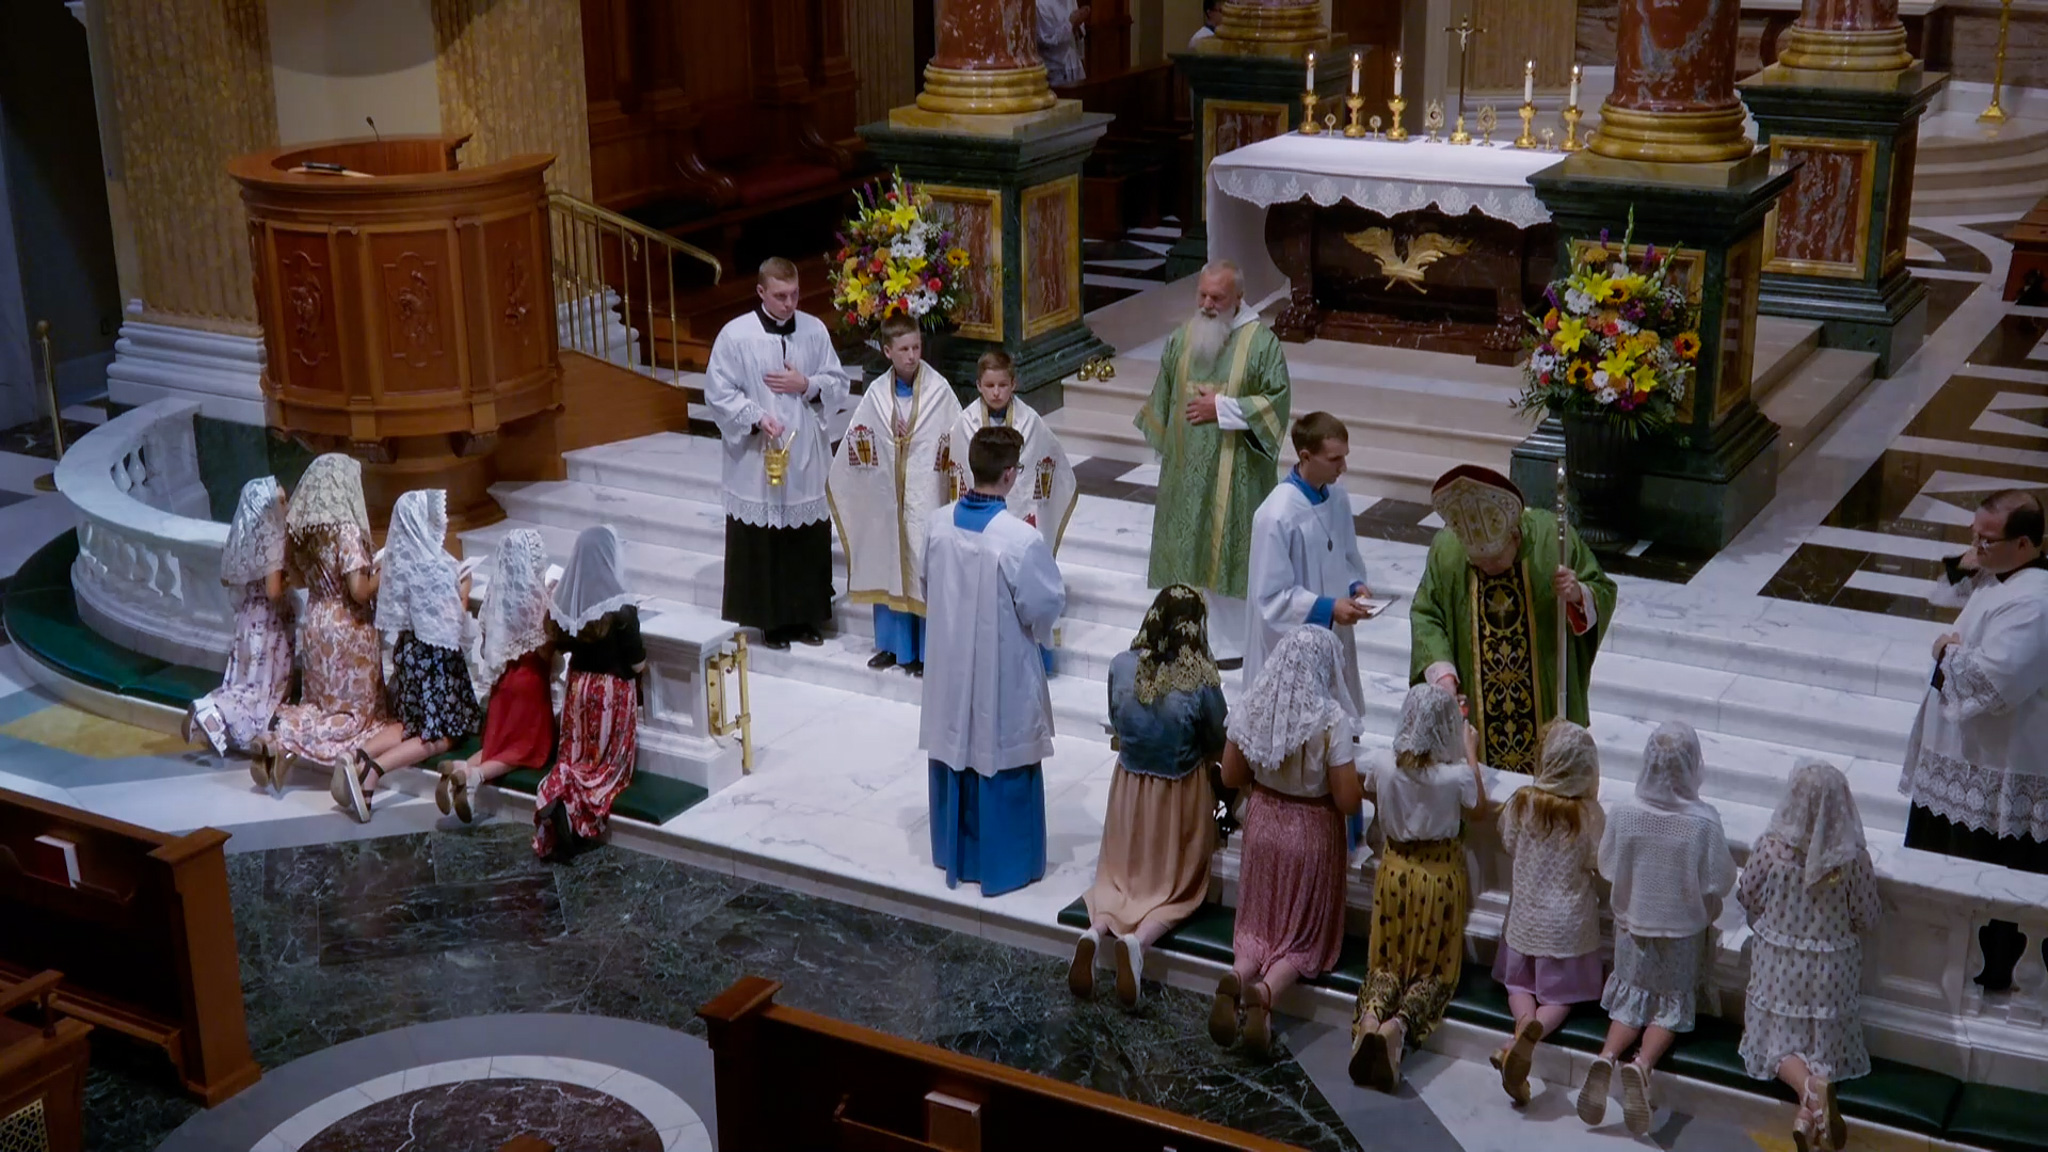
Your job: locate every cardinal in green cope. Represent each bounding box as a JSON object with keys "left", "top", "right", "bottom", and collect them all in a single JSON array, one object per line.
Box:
[
  {"left": 1410, "top": 466, "right": 1615, "bottom": 775},
  {"left": 1134, "top": 260, "right": 1291, "bottom": 659}
]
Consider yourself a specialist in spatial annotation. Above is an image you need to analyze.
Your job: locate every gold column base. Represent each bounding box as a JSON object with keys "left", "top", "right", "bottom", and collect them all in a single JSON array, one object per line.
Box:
[
  {"left": 1589, "top": 103, "right": 1753, "bottom": 163},
  {"left": 1214, "top": 1, "right": 1325, "bottom": 44},
  {"left": 1776, "top": 24, "right": 1913, "bottom": 72},
  {"left": 916, "top": 64, "right": 1057, "bottom": 115}
]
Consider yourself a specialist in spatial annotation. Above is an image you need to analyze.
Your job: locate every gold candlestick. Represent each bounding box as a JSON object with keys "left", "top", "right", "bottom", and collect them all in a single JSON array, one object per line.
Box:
[
  {"left": 1299, "top": 89, "right": 1322, "bottom": 134},
  {"left": 1451, "top": 112, "right": 1471, "bottom": 145},
  {"left": 1516, "top": 101, "right": 1537, "bottom": 148},
  {"left": 1561, "top": 104, "right": 1584, "bottom": 152},
  {"left": 1386, "top": 94, "right": 1409, "bottom": 141},
  {"left": 1982, "top": 0, "right": 2012, "bottom": 123},
  {"left": 1345, "top": 94, "right": 1366, "bottom": 137}
]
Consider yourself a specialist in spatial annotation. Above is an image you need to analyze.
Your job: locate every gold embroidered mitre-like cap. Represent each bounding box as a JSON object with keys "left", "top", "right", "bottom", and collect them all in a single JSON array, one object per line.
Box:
[{"left": 1431, "top": 465, "right": 1524, "bottom": 557}]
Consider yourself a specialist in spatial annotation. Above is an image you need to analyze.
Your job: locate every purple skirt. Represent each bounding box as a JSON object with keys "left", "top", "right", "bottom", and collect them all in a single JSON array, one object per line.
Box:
[
  {"left": 1492, "top": 941, "right": 1605, "bottom": 1006},
  {"left": 1233, "top": 787, "right": 1348, "bottom": 983}
]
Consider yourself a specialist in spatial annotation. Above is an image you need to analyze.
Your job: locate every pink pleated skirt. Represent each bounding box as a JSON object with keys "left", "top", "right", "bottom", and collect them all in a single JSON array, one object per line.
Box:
[{"left": 1232, "top": 785, "right": 1348, "bottom": 983}]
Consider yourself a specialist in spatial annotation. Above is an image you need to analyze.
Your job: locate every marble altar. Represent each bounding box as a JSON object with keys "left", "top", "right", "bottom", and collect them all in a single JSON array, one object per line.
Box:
[{"left": 1206, "top": 134, "right": 1559, "bottom": 361}]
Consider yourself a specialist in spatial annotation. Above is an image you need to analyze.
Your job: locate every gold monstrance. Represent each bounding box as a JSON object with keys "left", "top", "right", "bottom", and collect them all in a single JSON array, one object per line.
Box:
[{"left": 1445, "top": 16, "right": 1483, "bottom": 144}]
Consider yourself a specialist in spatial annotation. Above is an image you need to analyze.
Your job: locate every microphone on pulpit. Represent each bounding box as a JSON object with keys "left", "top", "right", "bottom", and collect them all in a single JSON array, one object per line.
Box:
[{"left": 366, "top": 117, "right": 381, "bottom": 144}]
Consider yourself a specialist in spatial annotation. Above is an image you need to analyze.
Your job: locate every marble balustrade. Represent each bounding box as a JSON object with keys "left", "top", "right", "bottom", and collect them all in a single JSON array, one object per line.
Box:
[{"left": 55, "top": 399, "right": 236, "bottom": 671}]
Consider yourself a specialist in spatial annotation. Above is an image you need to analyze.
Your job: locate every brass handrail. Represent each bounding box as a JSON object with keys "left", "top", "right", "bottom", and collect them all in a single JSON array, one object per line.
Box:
[{"left": 546, "top": 191, "right": 722, "bottom": 378}]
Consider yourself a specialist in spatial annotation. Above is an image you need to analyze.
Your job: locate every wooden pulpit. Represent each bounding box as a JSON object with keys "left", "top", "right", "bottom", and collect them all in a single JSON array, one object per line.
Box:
[{"left": 231, "top": 135, "right": 562, "bottom": 531}]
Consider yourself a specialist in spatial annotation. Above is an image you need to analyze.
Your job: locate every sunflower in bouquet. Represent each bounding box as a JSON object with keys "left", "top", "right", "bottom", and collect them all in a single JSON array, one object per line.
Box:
[
  {"left": 1516, "top": 213, "right": 1700, "bottom": 437},
  {"left": 829, "top": 171, "right": 972, "bottom": 336}
]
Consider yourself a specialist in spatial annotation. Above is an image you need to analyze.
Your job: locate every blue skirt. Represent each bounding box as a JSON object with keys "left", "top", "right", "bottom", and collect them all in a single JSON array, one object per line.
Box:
[
  {"left": 873, "top": 605, "right": 925, "bottom": 663},
  {"left": 928, "top": 759, "right": 1046, "bottom": 896}
]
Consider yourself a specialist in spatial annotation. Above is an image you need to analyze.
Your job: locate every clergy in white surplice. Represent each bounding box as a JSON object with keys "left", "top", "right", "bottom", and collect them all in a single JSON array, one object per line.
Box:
[
  {"left": 828, "top": 315, "right": 962, "bottom": 676},
  {"left": 703, "top": 257, "right": 850, "bottom": 650},
  {"left": 1244, "top": 412, "right": 1371, "bottom": 726},
  {"left": 1901, "top": 489, "right": 2048, "bottom": 989},
  {"left": 920, "top": 425, "right": 1068, "bottom": 897}
]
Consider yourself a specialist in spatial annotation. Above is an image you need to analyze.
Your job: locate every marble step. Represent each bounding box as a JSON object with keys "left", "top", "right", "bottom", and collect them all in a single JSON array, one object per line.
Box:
[
  {"left": 1914, "top": 142, "right": 2048, "bottom": 192},
  {"left": 1760, "top": 346, "right": 1881, "bottom": 465},
  {"left": 543, "top": 432, "right": 1938, "bottom": 706},
  {"left": 1918, "top": 111, "right": 2048, "bottom": 164},
  {"left": 1911, "top": 181, "right": 2048, "bottom": 217}
]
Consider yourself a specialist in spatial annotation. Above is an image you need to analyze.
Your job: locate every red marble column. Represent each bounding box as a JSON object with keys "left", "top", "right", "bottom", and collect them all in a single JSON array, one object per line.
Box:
[
  {"left": 918, "top": 0, "right": 1056, "bottom": 113},
  {"left": 1592, "top": 0, "right": 1752, "bottom": 162},
  {"left": 1780, "top": 0, "right": 1912, "bottom": 69}
]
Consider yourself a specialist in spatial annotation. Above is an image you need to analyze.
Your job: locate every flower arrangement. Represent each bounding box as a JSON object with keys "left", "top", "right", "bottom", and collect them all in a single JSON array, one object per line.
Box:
[
  {"left": 1515, "top": 214, "right": 1701, "bottom": 437},
  {"left": 829, "top": 171, "right": 972, "bottom": 335}
]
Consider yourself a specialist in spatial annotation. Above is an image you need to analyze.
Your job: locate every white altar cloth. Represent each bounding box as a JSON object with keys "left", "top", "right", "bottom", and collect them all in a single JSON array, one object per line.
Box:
[{"left": 1206, "top": 133, "right": 1561, "bottom": 306}]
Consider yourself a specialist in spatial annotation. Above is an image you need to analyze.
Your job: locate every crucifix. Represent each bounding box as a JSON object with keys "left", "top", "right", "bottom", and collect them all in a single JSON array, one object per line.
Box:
[{"left": 1444, "top": 15, "right": 1483, "bottom": 144}]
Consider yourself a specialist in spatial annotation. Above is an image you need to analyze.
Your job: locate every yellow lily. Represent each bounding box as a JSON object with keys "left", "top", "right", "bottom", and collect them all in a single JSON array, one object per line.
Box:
[
  {"left": 1553, "top": 315, "right": 1590, "bottom": 354},
  {"left": 1598, "top": 348, "right": 1636, "bottom": 380}
]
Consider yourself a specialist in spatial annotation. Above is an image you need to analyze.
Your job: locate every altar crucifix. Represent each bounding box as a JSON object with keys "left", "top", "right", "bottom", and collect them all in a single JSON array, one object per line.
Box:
[{"left": 1445, "top": 16, "right": 1484, "bottom": 145}]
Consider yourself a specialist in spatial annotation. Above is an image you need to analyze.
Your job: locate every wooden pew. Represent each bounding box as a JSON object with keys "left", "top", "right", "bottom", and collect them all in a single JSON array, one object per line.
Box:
[
  {"left": 0, "top": 789, "right": 258, "bottom": 1105},
  {"left": 0, "top": 970, "right": 91, "bottom": 1152},
  {"left": 699, "top": 976, "right": 1305, "bottom": 1152}
]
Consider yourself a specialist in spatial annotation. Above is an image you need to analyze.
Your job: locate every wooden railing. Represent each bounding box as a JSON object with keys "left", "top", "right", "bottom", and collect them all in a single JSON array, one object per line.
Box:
[{"left": 547, "top": 191, "right": 723, "bottom": 379}]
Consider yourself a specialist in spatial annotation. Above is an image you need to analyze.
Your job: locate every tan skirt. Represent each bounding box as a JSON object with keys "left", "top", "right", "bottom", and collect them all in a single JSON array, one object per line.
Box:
[{"left": 1083, "top": 763, "right": 1217, "bottom": 937}]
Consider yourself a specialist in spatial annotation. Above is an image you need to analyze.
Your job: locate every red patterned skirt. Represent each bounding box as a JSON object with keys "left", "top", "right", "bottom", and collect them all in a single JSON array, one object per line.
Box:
[{"left": 533, "top": 670, "right": 637, "bottom": 858}]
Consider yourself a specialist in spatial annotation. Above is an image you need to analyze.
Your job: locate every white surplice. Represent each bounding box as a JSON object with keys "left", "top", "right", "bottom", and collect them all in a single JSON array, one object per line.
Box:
[
  {"left": 828, "top": 362, "right": 962, "bottom": 613},
  {"left": 1902, "top": 563, "right": 2048, "bottom": 841},
  {"left": 1245, "top": 476, "right": 1368, "bottom": 729},
  {"left": 702, "top": 310, "right": 850, "bottom": 527},
  {"left": 920, "top": 505, "right": 1068, "bottom": 776},
  {"left": 946, "top": 397, "right": 1080, "bottom": 554}
]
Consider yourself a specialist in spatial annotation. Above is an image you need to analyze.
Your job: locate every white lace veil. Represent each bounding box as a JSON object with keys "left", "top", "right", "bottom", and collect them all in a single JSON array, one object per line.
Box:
[
  {"left": 1535, "top": 720, "right": 1600, "bottom": 799},
  {"left": 1634, "top": 720, "right": 1718, "bottom": 819},
  {"left": 286, "top": 453, "right": 370, "bottom": 538},
  {"left": 1766, "top": 759, "right": 1868, "bottom": 889},
  {"left": 1227, "top": 626, "right": 1354, "bottom": 773},
  {"left": 550, "top": 525, "right": 636, "bottom": 633},
  {"left": 374, "top": 489, "right": 465, "bottom": 650},
  {"left": 476, "top": 528, "right": 552, "bottom": 692},
  {"left": 220, "top": 476, "right": 286, "bottom": 587},
  {"left": 1391, "top": 681, "right": 1464, "bottom": 771}
]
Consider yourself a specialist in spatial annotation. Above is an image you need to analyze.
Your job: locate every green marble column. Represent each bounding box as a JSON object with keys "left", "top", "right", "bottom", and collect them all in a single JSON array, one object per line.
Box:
[
  {"left": 1737, "top": 65, "right": 1947, "bottom": 377},
  {"left": 859, "top": 110, "right": 1113, "bottom": 408},
  {"left": 1513, "top": 154, "right": 1797, "bottom": 550}
]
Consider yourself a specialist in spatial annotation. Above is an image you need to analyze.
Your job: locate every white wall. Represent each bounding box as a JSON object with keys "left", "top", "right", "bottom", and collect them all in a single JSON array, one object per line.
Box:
[{"left": 267, "top": 0, "right": 441, "bottom": 145}]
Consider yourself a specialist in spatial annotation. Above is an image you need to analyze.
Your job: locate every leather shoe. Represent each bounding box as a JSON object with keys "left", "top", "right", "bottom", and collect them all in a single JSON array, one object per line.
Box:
[
  {"left": 794, "top": 625, "right": 825, "bottom": 646},
  {"left": 760, "top": 631, "right": 791, "bottom": 651},
  {"left": 867, "top": 651, "right": 898, "bottom": 670},
  {"left": 904, "top": 660, "right": 924, "bottom": 677}
]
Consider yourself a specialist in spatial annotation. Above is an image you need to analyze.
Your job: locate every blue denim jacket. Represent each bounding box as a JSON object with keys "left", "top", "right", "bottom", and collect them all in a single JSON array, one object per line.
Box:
[{"left": 1107, "top": 649, "right": 1228, "bottom": 779}]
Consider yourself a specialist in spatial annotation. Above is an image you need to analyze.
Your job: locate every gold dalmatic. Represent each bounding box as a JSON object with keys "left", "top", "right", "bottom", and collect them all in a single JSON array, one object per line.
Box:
[{"left": 1472, "top": 565, "right": 1539, "bottom": 774}]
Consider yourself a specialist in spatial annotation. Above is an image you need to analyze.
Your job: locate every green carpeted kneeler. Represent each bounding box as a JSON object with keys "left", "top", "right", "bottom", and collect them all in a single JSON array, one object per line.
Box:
[
  {"left": 1057, "top": 896, "right": 1977, "bottom": 1139},
  {"left": 7, "top": 532, "right": 707, "bottom": 827}
]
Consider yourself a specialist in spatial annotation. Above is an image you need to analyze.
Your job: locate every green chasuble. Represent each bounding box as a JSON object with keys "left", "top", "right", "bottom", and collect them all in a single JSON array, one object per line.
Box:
[
  {"left": 1409, "top": 509, "right": 1616, "bottom": 774},
  {"left": 1135, "top": 320, "right": 1290, "bottom": 599}
]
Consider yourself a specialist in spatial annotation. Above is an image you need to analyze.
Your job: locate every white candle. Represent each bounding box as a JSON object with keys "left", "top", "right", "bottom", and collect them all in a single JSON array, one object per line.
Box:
[
  {"left": 1306, "top": 51, "right": 1316, "bottom": 91},
  {"left": 1524, "top": 61, "right": 1535, "bottom": 104},
  {"left": 1351, "top": 52, "right": 1362, "bottom": 96},
  {"left": 1393, "top": 54, "right": 1403, "bottom": 97},
  {"left": 1569, "top": 63, "right": 1580, "bottom": 108}
]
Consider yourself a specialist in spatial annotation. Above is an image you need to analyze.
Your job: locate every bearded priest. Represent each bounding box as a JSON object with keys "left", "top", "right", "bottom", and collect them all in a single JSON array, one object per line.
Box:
[
  {"left": 1135, "top": 260, "right": 1291, "bottom": 663},
  {"left": 1410, "top": 466, "right": 1615, "bottom": 775}
]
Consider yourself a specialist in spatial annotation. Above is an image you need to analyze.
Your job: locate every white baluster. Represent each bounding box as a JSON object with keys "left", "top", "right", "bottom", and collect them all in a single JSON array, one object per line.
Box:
[
  {"left": 2010, "top": 917, "right": 2048, "bottom": 1028},
  {"left": 1966, "top": 909, "right": 1989, "bottom": 1017}
]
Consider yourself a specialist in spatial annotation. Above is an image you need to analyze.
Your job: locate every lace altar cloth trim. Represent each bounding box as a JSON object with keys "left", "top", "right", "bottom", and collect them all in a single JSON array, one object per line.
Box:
[
  {"left": 1215, "top": 166, "right": 1554, "bottom": 228},
  {"left": 1904, "top": 748, "right": 2048, "bottom": 844},
  {"left": 1210, "top": 136, "right": 1556, "bottom": 229}
]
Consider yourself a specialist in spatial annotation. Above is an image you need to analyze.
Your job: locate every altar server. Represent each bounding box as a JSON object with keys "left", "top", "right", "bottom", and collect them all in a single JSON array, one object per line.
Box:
[
  {"left": 1901, "top": 490, "right": 2048, "bottom": 991},
  {"left": 920, "top": 426, "right": 1067, "bottom": 897},
  {"left": 1137, "top": 260, "right": 1290, "bottom": 664},
  {"left": 189, "top": 477, "right": 294, "bottom": 777},
  {"left": 1411, "top": 466, "right": 1614, "bottom": 775},
  {"left": 831, "top": 314, "right": 962, "bottom": 676},
  {"left": 1246, "top": 411, "right": 1370, "bottom": 721},
  {"left": 948, "top": 351, "right": 1078, "bottom": 553},
  {"left": 703, "top": 256, "right": 850, "bottom": 651}
]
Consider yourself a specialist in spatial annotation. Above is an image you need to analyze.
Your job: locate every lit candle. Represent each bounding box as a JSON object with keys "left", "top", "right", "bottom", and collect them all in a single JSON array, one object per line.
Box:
[
  {"left": 1569, "top": 63, "right": 1581, "bottom": 108},
  {"left": 1306, "top": 51, "right": 1316, "bottom": 91},
  {"left": 1393, "top": 54, "right": 1403, "bottom": 97},
  {"left": 1524, "top": 60, "right": 1535, "bottom": 105},
  {"left": 1351, "top": 52, "right": 1362, "bottom": 96}
]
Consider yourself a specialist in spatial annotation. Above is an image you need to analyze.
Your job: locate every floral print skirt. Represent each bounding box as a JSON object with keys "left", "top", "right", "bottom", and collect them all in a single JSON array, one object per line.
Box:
[{"left": 391, "top": 632, "right": 483, "bottom": 743}]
